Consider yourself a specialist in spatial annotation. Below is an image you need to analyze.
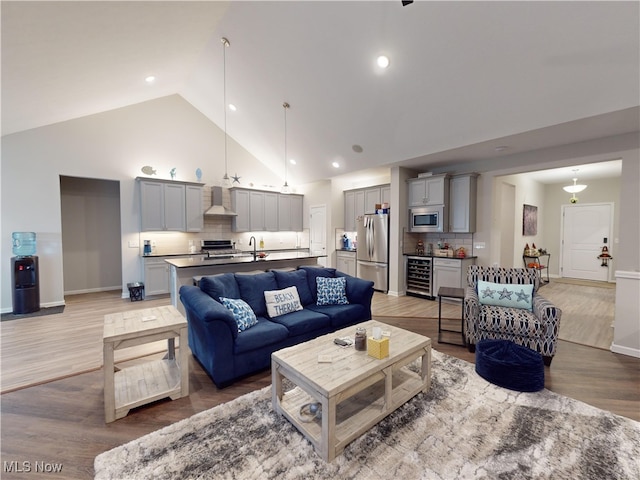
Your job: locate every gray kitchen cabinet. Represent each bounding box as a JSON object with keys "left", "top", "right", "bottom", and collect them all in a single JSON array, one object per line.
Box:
[
  {"left": 143, "top": 257, "right": 171, "bottom": 295},
  {"left": 336, "top": 250, "right": 357, "bottom": 277},
  {"left": 344, "top": 191, "right": 356, "bottom": 232},
  {"left": 290, "top": 194, "right": 303, "bottom": 231},
  {"left": 355, "top": 190, "right": 365, "bottom": 221},
  {"left": 278, "top": 194, "right": 304, "bottom": 231},
  {"left": 408, "top": 174, "right": 449, "bottom": 207},
  {"left": 232, "top": 188, "right": 303, "bottom": 232},
  {"left": 139, "top": 179, "right": 186, "bottom": 232},
  {"left": 381, "top": 186, "right": 391, "bottom": 206},
  {"left": 185, "top": 184, "right": 203, "bottom": 232},
  {"left": 432, "top": 257, "right": 476, "bottom": 296},
  {"left": 364, "top": 187, "right": 381, "bottom": 213},
  {"left": 344, "top": 184, "right": 390, "bottom": 231},
  {"left": 264, "top": 193, "right": 279, "bottom": 231},
  {"left": 231, "top": 189, "right": 251, "bottom": 232},
  {"left": 449, "top": 173, "right": 478, "bottom": 233}
]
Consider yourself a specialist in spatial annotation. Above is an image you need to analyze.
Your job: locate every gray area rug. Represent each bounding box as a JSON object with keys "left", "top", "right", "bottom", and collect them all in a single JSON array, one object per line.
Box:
[
  {"left": 94, "top": 351, "right": 640, "bottom": 479},
  {"left": 1, "top": 305, "right": 64, "bottom": 322}
]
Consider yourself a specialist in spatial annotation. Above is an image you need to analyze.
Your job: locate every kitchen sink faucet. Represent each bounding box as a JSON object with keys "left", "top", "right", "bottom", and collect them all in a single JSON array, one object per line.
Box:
[{"left": 249, "top": 236, "right": 257, "bottom": 261}]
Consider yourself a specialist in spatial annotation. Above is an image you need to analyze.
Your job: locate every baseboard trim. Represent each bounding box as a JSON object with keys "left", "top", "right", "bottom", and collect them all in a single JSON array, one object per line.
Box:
[{"left": 610, "top": 343, "right": 640, "bottom": 358}]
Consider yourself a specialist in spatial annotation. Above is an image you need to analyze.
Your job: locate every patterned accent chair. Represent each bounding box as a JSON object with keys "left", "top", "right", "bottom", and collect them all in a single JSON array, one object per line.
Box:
[{"left": 464, "top": 265, "right": 562, "bottom": 366}]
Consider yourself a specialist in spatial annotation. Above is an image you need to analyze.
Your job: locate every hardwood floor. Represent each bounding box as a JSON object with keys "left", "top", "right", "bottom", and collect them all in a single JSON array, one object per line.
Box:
[{"left": 1, "top": 290, "right": 638, "bottom": 479}]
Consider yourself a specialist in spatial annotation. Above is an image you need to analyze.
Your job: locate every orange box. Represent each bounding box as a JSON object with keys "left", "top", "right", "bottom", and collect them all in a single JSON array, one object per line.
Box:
[{"left": 367, "top": 336, "right": 389, "bottom": 359}]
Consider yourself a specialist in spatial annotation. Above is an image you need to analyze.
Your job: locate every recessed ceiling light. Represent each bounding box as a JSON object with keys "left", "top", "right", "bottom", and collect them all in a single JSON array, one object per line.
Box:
[
  {"left": 332, "top": 162, "right": 340, "bottom": 168},
  {"left": 228, "top": 104, "right": 237, "bottom": 111},
  {"left": 376, "top": 55, "right": 390, "bottom": 68},
  {"left": 289, "top": 159, "right": 296, "bottom": 165},
  {"left": 145, "top": 76, "right": 156, "bottom": 84}
]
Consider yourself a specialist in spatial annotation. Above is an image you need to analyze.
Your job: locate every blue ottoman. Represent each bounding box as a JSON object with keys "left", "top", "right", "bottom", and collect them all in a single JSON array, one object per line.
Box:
[{"left": 475, "top": 339, "right": 544, "bottom": 392}]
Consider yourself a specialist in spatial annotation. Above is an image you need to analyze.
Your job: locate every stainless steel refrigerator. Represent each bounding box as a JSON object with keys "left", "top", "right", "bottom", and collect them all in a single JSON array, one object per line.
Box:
[{"left": 356, "top": 213, "right": 389, "bottom": 292}]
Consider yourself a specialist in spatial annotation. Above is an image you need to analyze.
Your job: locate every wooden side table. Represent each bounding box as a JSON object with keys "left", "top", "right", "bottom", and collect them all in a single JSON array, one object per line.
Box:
[
  {"left": 437, "top": 286, "right": 466, "bottom": 346},
  {"left": 103, "top": 305, "right": 188, "bottom": 423}
]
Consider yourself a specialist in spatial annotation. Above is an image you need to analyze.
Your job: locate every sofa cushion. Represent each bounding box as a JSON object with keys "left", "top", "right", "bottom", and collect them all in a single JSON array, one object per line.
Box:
[
  {"left": 264, "top": 286, "right": 303, "bottom": 318},
  {"left": 307, "top": 303, "right": 368, "bottom": 329},
  {"left": 200, "top": 273, "right": 240, "bottom": 302},
  {"left": 234, "top": 317, "right": 290, "bottom": 354},
  {"left": 273, "top": 269, "right": 313, "bottom": 306},
  {"left": 316, "top": 276, "right": 349, "bottom": 306},
  {"left": 478, "top": 280, "right": 533, "bottom": 311},
  {"left": 235, "top": 271, "right": 278, "bottom": 317},
  {"left": 219, "top": 297, "right": 258, "bottom": 332},
  {"left": 268, "top": 308, "right": 331, "bottom": 336},
  {"left": 299, "top": 266, "right": 336, "bottom": 303}
]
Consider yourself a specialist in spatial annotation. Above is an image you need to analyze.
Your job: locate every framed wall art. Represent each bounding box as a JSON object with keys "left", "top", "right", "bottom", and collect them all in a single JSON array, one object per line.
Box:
[{"left": 522, "top": 204, "right": 538, "bottom": 236}]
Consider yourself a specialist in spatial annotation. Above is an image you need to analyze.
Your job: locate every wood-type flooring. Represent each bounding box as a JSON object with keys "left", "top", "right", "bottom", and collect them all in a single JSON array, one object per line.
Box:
[{"left": 1, "top": 286, "right": 638, "bottom": 479}]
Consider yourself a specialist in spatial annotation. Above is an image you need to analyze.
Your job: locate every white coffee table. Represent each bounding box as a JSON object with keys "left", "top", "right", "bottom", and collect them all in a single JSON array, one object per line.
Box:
[
  {"left": 103, "top": 305, "right": 188, "bottom": 423},
  {"left": 271, "top": 320, "right": 431, "bottom": 461}
]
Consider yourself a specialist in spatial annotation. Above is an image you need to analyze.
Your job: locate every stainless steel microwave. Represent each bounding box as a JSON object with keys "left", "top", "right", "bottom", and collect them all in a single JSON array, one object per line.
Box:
[{"left": 409, "top": 206, "right": 446, "bottom": 232}]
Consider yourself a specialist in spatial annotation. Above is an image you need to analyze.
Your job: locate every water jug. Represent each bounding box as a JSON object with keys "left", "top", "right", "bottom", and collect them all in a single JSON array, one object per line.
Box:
[{"left": 12, "top": 232, "right": 36, "bottom": 256}]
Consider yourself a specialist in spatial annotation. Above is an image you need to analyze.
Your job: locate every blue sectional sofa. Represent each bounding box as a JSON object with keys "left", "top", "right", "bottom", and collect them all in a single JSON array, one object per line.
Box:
[{"left": 179, "top": 266, "right": 375, "bottom": 388}]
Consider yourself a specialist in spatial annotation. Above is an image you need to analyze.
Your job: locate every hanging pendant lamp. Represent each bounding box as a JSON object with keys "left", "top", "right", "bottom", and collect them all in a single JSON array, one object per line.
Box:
[
  {"left": 221, "top": 37, "right": 232, "bottom": 188},
  {"left": 562, "top": 169, "right": 587, "bottom": 204},
  {"left": 281, "top": 102, "right": 291, "bottom": 194}
]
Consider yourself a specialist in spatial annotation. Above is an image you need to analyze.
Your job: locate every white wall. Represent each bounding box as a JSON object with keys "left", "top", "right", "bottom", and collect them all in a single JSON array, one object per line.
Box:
[{"left": 1, "top": 94, "right": 283, "bottom": 311}]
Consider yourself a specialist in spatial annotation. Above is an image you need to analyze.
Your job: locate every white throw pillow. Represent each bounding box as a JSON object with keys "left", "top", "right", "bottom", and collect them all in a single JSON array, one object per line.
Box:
[{"left": 264, "top": 286, "right": 303, "bottom": 318}]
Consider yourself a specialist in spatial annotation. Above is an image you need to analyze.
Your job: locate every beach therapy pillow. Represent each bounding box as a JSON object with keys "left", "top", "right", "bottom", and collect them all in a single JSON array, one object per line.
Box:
[
  {"left": 477, "top": 280, "right": 534, "bottom": 311},
  {"left": 264, "top": 286, "right": 303, "bottom": 318},
  {"left": 219, "top": 297, "right": 258, "bottom": 332},
  {"left": 316, "top": 276, "right": 349, "bottom": 306}
]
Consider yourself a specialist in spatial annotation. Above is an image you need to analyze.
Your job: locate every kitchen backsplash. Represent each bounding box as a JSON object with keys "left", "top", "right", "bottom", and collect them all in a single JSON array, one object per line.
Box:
[
  {"left": 403, "top": 230, "right": 474, "bottom": 256},
  {"left": 139, "top": 228, "right": 309, "bottom": 256}
]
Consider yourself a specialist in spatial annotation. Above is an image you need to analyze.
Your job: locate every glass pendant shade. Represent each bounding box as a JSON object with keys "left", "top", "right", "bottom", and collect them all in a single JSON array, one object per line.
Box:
[{"left": 563, "top": 178, "right": 587, "bottom": 193}]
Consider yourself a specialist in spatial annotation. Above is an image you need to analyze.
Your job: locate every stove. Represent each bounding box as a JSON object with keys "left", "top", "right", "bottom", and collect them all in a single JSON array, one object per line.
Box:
[{"left": 200, "top": 240, "right": 241, "bottom": 257}]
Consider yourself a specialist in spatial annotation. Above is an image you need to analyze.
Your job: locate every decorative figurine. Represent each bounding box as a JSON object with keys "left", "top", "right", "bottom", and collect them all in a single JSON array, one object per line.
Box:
[
  {"left": 195, "top": 168, "right": 202, "bottom": 182},
  {"left": 416, "top": 240, "right": 425, "bottom": 255},
  {"left": 170, "top": 168, "right": 176, "bottom": 179},
  {"left": 597, "top": 246, "right": 612, "bottom": 267}
]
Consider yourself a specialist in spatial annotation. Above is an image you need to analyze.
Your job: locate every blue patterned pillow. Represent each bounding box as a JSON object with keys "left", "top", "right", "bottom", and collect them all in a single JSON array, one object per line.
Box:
[
  {"left": 316, "top": 276, "right": 349, "bottom": 306},
  {"left": 219, "top": 297, "right": 258, "bottom": 332},
  {"left": 477, "top": 281, "right": 533, "bottom": 311}
]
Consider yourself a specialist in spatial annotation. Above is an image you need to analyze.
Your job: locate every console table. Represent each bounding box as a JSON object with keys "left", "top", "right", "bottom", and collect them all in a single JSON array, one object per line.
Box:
[{"left": 523, "top": 253, "right": 550, "bottom": 284}]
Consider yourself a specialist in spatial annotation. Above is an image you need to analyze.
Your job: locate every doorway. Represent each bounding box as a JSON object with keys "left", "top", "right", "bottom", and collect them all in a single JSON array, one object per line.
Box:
[
  {"left": 309, "top": 204, "right": 327, "bottom": 267},
  {"left": 560, "top": 203, "right": 613, "bottom": 281},
  {"left": 60, "top": 176, "right": 122, "bottom": 294}
]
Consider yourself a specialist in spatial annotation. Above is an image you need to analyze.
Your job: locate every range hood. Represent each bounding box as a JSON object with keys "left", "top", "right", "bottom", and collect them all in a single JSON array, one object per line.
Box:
[{"left": 204, "top": 186, "right": 237, "bottom": 216}]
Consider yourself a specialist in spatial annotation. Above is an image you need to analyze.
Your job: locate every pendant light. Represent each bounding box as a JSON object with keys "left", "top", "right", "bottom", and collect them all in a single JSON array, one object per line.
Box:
[
  {"left": 281, "top": 102, "right": 291, "bottom": 194},
  {"left": 221, "top": 37, "right": 232, "bottom": 188},
  {"left": 562, "top": 169, "right": 587, "bottom": 203}
]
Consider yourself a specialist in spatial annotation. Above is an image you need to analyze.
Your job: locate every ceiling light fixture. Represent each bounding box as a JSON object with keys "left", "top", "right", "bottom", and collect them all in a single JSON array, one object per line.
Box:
[
  {"left": 145, "top": 75, "right": 156, "bottom": 84},
  {"left": 563, "top": 169, "right": 587, "bottom": 203},
  {"left": 377, "top": 55, "right": 390, "bottom": 68},
  {"left": 221, "top": 37, "right": 232, "bottom": 188},
  {"left": 281, "top": 102, "right": 291, "bottom": 194},
  {"left": 228, "top": 103, "right": 237, "bottom": 111},
  {"left": 332, "top": 161, "right": 340, "bottom": 168}
]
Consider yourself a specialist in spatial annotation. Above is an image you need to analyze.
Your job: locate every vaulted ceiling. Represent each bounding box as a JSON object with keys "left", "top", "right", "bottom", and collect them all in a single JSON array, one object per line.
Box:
[{"left": 2, "top": 1, "right": 638, "bottom": 185}]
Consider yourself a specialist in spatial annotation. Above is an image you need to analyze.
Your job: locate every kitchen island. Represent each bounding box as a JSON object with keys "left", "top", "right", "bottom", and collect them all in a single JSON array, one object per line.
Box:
[{"left": 165, "top": 252, "right": 325, "bottom": 315}]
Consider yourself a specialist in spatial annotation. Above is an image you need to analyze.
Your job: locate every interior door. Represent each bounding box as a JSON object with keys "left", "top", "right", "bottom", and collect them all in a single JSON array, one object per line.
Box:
[
  {"left": 310, "top": 204, "right": 327, "bottom": 267},
  {"left": 561, "top": 203, "right": 613, "bottom": 281}
]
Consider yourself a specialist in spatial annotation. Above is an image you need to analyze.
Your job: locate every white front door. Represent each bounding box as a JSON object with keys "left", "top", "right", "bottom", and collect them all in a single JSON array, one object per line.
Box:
[
  {"left": 310, "top": 204, "right": 327, "bottom": 267},
  {"left": 561, "top": 203, "right": 613, "bottom": 281}
]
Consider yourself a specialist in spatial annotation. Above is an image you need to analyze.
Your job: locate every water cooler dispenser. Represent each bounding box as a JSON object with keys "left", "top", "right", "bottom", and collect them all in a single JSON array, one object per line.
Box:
[{"left": 11, "top": 232, "right": 40, "bottom": 314}]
